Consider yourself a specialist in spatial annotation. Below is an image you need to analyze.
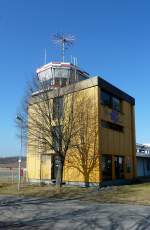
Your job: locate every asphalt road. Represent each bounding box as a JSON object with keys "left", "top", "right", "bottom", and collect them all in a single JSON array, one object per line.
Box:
[{"left": 0, "top": 195, "right": 150, "bottom": 229}]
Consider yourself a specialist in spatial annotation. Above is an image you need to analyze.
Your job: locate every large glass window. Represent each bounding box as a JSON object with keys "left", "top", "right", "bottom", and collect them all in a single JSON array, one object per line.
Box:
[
  {"left": 147, "top": 159, "right": 150, "bottom": 171},
  {"left": 114, "top": 156, "right": 124, "bottom": 179},
  {"left": 54, "top": 68, "right": 70, "bottom": 78},
  {"left": 61, "top": 78, "right": 67, "bottom": 87},
  {"left": 52, "top": 126, "right": 59, "bottom": 150},
  {"left": 52, "top": 126, "right": 62, "bottom": 150},
  {"left": 38, "top": 68, "right": 52, "bottom": 81},
  {"left": 112, "top": 97, "right": 121, "bottom": 112},
  {"left": 101, "top": 91, "right": 111, "bottom": 106},
  {"left": 54, "top": 78, "right": 61, "bottom": 86},
  {"left": 101, "top": 90, "right": 121, "bottom": 112},
  {"left": 102, "top": 155, "right": 112, "bottom": 181},
  {"left": 54, "top": 78, "right": 67, "bottom": 87},
  {"left": 101, "top": 120, "right": 124, "bottom": 132},
  {"left": 53, "top": 97, "right": 63, "bottom": 119}
]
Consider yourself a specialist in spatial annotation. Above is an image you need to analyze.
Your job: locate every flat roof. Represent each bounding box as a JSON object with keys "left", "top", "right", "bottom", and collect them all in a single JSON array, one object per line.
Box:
[
  {"left": 36, "top": 62, "right": 90, "bottom": 77},
  {"left": 97, "top": 77, "right": 135, "bottom": 105},
  {"left": 67, "top": 76, "right": 135, "bottom": 105},
  {"left": 31, "top": 76, "right": 135, "bottom": 105},
  {"left": 136, "top": 154, "right": 150, "bottom": 158}
]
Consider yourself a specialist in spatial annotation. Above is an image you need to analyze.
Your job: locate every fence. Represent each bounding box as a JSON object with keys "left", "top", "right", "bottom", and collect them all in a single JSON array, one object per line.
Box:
[{"left": 0, "top": 167, "right": 26, "bottom": 184}]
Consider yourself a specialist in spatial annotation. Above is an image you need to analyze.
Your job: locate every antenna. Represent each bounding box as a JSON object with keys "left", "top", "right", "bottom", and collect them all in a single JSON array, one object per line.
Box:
[
  {"left": 73, "top": 57, "right": 78, "bottom": 81},
  {"left": 52, "top": 33, "right": 75, "bottom": 62},
  {"left": 75, "top": 57, "right": 78, "bottom": 66},
  {"left": 70, "top": 55, "right": 73, "bottom": 63}
]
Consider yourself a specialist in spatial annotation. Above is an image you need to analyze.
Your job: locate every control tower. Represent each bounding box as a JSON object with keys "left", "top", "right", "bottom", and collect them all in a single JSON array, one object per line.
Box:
[{"left": 36, "top": 62, "right": 89, "bottom": 89}]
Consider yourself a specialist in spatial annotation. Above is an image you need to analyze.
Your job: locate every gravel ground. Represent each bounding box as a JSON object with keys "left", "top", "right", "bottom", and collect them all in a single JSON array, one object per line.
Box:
[{"left": 0, "top": 195, "right": 150, "bottom": 229}]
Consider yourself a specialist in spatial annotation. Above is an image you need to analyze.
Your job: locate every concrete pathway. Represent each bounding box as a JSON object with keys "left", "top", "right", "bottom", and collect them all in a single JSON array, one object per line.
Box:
[{"left": 0, "top": 195, "right": 150, "bottom": 229}]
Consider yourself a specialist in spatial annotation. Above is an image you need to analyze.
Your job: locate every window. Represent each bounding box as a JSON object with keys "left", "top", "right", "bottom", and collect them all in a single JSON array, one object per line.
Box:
[
  {"left": 54, "top": 78, "right": 61, "bottom": 86},
  {"left": 112, "top": 97, "right": 121, "bottom": 112},
  {"left": 52, "top": 126, "right": 62, "bottom": 150},
  {"left": 61, "top": 78, "right": 67, "bottom": 87},
  {"left": 147, "top": 159, "right": 150, "bottom": 171},
  {"left": 53, "top": 97, "right": 63, "bottom": 119},
  {"left": 101, "top": 120, "right": 124, "bottom": 132},
  {"left": 42, "top": 79, "right": 53, "bottom": 88},
  {"left": 54, "top": 68, "right": 70, "bottom": 79},
  {"left": 114, "top": 156, "right": 124, "bottom": 179},
  {"left": 101, "top": 91, "right": 111, "bottom": 106},
  {"left": 102, "top": 155, "right": 112, "bottom": 181},
  {"left": 54, "top": 78, "right": 67, "bottom": 87},
  {"left": 139, "top": 149, "right": 145, "bottom": 153},
  {"left": 55, "top": 78, "right": 67, "bottom": 87},
  {"left": 101, "top": 90, "right": 121, "bottom": 112},
  {"left": 38, "top": 68, "right": 52, "bottom": 81}
]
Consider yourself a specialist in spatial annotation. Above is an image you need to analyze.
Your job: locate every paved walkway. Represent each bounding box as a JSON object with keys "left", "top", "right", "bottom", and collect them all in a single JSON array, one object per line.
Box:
[{"left": 0, "top": 196, "right": 150, "bottom": 229}]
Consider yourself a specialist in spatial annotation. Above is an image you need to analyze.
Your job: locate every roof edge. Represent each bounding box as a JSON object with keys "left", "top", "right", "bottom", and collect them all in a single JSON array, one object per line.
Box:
[{"left": 95, "top": 76, "right": 135, "bottom": 105}]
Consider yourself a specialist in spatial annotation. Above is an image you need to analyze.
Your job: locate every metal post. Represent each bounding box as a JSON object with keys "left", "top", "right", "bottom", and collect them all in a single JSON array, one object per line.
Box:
[
  {"left": 16, "top": 115, "right": 23, "bottom": 191},
  {"left": 18, "top": 159, "right": 21, "bottom": 191},
  {"left": 62, "top": 38, "right": 65, "bottom": 62}
]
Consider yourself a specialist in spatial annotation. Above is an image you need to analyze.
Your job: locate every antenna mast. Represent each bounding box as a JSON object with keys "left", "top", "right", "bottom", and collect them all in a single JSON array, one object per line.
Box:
[
  {"left": 52, "top": 33, "right": 75, "bottom": 62},
  {"left": 44, "top": 48, "right": 47, "bottom": 64}
]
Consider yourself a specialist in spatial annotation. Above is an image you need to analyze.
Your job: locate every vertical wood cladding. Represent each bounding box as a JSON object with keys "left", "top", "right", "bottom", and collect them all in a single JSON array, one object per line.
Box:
[
  {"left": 100, "top": 91, "right": 136, "bottom": 181},
  {"left": 27, "top": 77, "right": 136, "bottom": 184}
]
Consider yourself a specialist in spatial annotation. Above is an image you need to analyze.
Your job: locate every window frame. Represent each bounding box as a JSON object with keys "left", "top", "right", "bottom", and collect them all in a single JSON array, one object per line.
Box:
[
  {"left": 101, "top": 90, "right": 111, "bottom": 107},
  {"left": 101, "top": 120, "right": 124, "bottom": 132},
  {"left": 101, "top": 90, "right": 122, "bottom": 112},
  {"left": 53, "top": 96, "right": 64, "bottom": 120},
  {"left": 102, "top": 154, "right": 112, "bottom": 181},
  {"left": 147, "top": 159, "right": 150, "bottom": 171},
  {"left": 112, "top": 96, "right": 121, "bottom": 112}
]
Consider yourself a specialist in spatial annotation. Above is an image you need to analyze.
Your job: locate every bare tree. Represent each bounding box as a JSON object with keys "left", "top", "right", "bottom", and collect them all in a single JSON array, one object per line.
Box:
[
  {"left": 17, "top": 76, "right": 78, "bottom": 187},
  {"left": 65, "top": 94, "right": 99, "bottom": 187}
]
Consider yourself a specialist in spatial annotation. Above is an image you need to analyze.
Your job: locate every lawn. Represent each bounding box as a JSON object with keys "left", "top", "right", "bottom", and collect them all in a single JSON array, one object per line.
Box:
[
  {"left": 90, "top": 183, "right": 150, "bottom": 205},
  {"left": 0, "top": 182, "right": 150, "bottom": 205}
]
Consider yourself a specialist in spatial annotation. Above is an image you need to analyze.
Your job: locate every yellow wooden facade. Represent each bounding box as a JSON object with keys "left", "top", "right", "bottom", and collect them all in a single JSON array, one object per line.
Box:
[{"left": 27, "top": 77, "right": 136, "bottom": 185}]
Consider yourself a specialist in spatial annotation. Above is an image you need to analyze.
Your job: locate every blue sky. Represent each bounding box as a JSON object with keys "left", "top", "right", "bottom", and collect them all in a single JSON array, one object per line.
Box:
[{"left": 0, "top": 0, "right": 150, "bottom": 156}]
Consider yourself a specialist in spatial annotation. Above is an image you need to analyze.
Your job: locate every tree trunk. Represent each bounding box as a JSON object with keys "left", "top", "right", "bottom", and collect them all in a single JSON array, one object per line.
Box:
[
  {"left": 84, "top": 174, "right": 90, "bottom": 187},
  {"left": 56, "top": 155, "right": 64, "bottom": 188}
]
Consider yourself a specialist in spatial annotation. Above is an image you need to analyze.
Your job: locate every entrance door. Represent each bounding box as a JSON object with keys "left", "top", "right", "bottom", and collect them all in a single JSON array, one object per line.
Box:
[
  {"left": 114, "top": 156, "right": 124, "bottom": 179},
  {"left": 102, "top": 155, "right": 112, "bottom": 181}
]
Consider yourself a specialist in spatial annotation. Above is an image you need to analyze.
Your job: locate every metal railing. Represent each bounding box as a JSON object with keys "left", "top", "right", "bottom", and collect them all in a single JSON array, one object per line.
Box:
[{"left": 0, "top": 167, "right": 26, "bottom": 184}]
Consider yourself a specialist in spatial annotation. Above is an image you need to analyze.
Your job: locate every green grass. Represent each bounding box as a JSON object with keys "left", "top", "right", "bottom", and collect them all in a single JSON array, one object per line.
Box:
[
  {"left": 1, "top": 182, "right": 150, "bottom": 205},
  {"left": 0, "top": 183, "right": 91, "bottom": 198},
  {"left": 87, "top": 183, "right": 150, "bottom": 205}
]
